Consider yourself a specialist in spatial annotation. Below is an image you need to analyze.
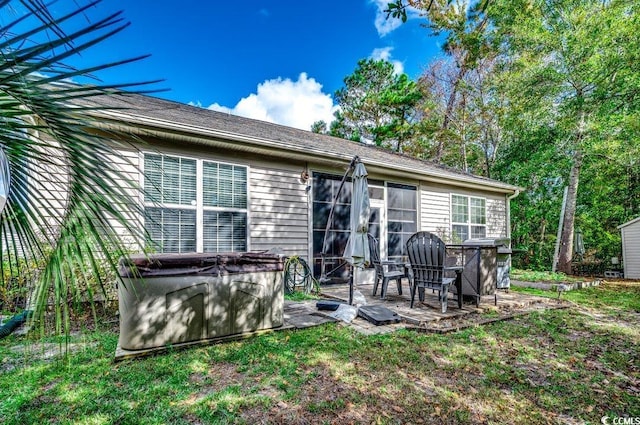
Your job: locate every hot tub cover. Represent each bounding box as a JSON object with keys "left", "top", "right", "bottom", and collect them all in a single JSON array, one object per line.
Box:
[{"left": 119, "top": 251, "right": 285, "bottom": 278}]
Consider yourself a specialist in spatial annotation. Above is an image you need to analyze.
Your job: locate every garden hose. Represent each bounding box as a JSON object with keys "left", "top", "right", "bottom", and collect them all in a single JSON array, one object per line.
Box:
[
  {"left": 0, "top": 310, "right": 32, "bottom": 339},
  {"left": 283, "top": 256, "right": 318, "bottom": 294}
]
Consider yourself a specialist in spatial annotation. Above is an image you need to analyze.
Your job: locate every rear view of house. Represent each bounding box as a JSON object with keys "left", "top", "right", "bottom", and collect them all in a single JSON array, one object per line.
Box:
[{"left": 81, "top": 93, "right": 519, "bottom": 284}]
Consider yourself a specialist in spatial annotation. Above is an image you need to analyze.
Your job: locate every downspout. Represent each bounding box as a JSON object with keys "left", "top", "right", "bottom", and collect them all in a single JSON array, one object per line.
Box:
[{"left": 506, "top": 189, "right": 520, "bottom": 240}]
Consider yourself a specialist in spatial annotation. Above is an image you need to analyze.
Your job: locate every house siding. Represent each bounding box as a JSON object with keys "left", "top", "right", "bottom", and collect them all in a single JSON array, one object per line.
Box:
[
  {"left": 419, "top": 183, "right": 507, "bottom": 241},
  {"left": 419, "top": 184, "right": 451, "bottom": 236},
  {"left": 33, "top": 138, "right": 510, "bottom": 264},
  {"left": 486, "top": 196, "right": 506, "bottom": 238},
  {"left": 35, "top": 141, "right": 70, "bottom": 233},
  {"left": 106, "top": 148, "right": 144, "bottom": 247},
  {"left": 621, "top": 219, "right": 640, "bottom": 279},
  {"left": 249, "top": 165, "right": 309, "bottom": 259}
]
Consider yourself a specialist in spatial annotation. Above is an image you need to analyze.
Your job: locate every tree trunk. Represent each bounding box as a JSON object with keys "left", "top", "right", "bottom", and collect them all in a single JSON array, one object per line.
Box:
[
  {"left": 557, "top": 150, "right": 583, "bottom": 274},
  {"left": 435, "top": 64, "right": 467, "bottom": 162}
]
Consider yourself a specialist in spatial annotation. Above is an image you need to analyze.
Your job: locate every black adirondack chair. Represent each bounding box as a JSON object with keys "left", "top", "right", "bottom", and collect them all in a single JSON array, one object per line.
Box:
[
  {"left": 406, "top": 231, "right": 462, "bottom": 312},
  {"left": 368, "top": 233, "right": 406, "bottom": 299}
]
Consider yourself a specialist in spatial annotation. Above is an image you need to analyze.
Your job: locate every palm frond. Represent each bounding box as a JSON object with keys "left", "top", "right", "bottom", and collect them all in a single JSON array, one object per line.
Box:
[{"left": 0, "top": 0, "right": 157, "bottom": 334}]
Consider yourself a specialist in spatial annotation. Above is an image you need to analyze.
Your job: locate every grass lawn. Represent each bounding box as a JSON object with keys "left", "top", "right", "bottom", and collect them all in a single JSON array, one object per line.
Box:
[{"left": 1, "top": 282, "right": 639, "bottom": 424}]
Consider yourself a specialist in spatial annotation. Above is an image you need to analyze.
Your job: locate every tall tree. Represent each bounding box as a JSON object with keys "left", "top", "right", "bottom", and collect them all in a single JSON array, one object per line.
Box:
[
  {"left": 417, "top": 53, "right": 504, "bottom": 176},
  {"left": 387, "top": 0, "right": 493, "bottom": 161},
  {"left": 371, "top": 73, "right": 422, "bottom": 152},
  {"left": 331, "top": 58, "right": 422, "bottom": 151},
  {"left": 0, "top": 1, "right": 151, "bottom": 334},
  {"left": 491, "top": 0, "right": 640, "bottom": 273}
]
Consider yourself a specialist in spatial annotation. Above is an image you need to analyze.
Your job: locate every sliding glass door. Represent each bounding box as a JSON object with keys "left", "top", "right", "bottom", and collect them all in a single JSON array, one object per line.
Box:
[{"left": 311, "top": 172, "right": 415, "bottom": 284}]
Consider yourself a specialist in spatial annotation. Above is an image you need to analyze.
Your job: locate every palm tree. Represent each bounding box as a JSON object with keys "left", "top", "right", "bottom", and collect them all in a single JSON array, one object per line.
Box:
[{"left": 0, "top": 0, "right": 152, "bottom": 335}]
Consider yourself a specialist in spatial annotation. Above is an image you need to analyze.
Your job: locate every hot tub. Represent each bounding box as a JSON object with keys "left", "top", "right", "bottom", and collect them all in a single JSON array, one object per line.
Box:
[{"left": 117, "top": 252, "right": 284, "bottom": 351}]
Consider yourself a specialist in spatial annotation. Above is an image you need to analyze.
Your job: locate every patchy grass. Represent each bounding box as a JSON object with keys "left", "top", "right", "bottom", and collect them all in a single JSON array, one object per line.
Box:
[
  {"left": 512, "top": 268, "right": 583, "bottom": 284},
  {"left": 512, "top": 280, "right": 640, "bottom": 312},
  {"left": 1, "top": 284, "right": 639, "bottom": 424},
  {"left": 284, "top": 291, "right": 321, "bottom": 302}
]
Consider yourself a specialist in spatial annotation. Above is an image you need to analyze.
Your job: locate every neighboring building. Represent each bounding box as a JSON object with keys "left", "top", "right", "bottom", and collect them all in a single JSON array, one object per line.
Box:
[
  {"left": 618, "top": 216, "right": 640, "bottom": 279},
  {"left": 78, "top": 93, "right": 520, "bottom": 283}
]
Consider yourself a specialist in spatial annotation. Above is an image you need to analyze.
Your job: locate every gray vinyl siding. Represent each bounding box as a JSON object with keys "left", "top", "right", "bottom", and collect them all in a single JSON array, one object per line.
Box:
[
  {"left": 419, "top": 183, "right": 507, "bottom": 241},
  {"left": 419, "top": 184, "right": 451, "bottom": 237},
  {"left": 108, "top": 147, "right": 145, "bottom": 249},
  {"left": 486, "top": 196, "right": 506, "bottom": 238},
  {"left": 249, "top": 165, "right": 309, "bottom": 259},
  {"left": 621, "top": 219, "right": 640, "bottom": 279}
]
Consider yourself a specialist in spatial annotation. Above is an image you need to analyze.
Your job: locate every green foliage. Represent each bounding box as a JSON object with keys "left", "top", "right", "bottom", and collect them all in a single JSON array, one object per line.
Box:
[
  {"left": 489, "top": 0, "right": 640, "bottom": 269},
  {"left": 0, "top": 1, "right": 152, "bottom": 334},
  {"left": 385, "top": 0, "right": 639, "bottom": 270},
  {"left": 310, "top": 120, "right": 327, "bottom": 134},
  {"left": 511, "top": 269, "right": 580, "bottom": 283},
  {"left": 330, "top": 58, "right": 422, "bottom": 151}
]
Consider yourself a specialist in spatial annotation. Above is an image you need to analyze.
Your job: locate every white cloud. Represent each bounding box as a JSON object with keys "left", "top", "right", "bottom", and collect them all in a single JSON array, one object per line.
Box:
[
  {"left": 370, "top": 0, "right": 421, "bottom": 36},
  {"left": 371, "top": 47, "right": 404, "bottom": 75},
  {"left": 205, "top": 73, "right": 338, "bottom": 131}
]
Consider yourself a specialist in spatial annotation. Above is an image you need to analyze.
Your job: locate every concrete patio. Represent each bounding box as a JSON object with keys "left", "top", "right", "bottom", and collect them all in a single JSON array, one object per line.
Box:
[
  {"left": 113, "top": 282, "right": 567, "bottom": 360},
  {"left": 316, "top": 281, "right": 568, "bottom": 335}
]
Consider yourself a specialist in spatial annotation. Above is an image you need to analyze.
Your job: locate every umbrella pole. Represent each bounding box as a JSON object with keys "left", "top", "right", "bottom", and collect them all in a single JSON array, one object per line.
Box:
[
  {"left": 349, "top": 267, "right": 355, "bottom": 305},
  {"left": 320, "top": 156, "right": 360, "bottom": 283}
]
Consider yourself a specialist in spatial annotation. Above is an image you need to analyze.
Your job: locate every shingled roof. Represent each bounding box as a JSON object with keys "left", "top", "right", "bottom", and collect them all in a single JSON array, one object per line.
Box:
[{"left": 86, "top": 91, "right": 519, "bottom": 194}]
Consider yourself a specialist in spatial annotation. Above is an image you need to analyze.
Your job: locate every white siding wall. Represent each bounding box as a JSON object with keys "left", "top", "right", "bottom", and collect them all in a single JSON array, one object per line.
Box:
[
  {"left": 486, "top": 196, "right": 506, "bottom": 238},
  {"left": 249, "top": 165, "right": 309, "bottom": 259},
  {"left": 419, "top": 184, "right": 451, "bottom": 237},
  {"left": 621, "top": 219, "right": 640, "bottom": 279},
  {"left": 419, "top": 183, "right": 507, "bottom": 241}
]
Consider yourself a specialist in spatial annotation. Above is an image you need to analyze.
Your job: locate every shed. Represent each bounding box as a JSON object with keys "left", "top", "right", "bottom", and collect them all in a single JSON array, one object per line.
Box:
[{"left": 618, "top": 216, "right": 640, "bottom": 279}]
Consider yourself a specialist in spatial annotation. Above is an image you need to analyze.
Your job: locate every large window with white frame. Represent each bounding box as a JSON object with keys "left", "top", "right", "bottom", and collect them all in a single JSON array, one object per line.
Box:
[
  {"left": 143, "top": 153, "right": 247, "bottom": 253},
  {"left": 451, "top": 194, "right": 486, "bottom": 242}
]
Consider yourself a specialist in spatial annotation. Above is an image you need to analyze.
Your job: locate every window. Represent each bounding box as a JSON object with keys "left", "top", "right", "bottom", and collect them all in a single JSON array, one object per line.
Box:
[
  {"left": 143, "top": 153, "right": 247, "bottom": 253},
  {"left": 387, "top": 183, "right": 417, "bottom": 261},
  {"left": 451, "top": 194, "right": 486, "bottom": 242}
]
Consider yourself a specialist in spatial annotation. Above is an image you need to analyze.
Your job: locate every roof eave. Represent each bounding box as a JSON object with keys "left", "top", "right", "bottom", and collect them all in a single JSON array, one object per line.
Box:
[
  {"left": 618, "top": 216, "right": 640, "bottom": 229},
  {"left": 90, "top": 110, "right": 521, "bottom": 195}
]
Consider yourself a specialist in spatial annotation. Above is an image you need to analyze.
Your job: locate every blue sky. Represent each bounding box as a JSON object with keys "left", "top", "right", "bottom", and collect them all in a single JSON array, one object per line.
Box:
[{"left": 56, "top": 1, "right": 443, "bottom": 130}]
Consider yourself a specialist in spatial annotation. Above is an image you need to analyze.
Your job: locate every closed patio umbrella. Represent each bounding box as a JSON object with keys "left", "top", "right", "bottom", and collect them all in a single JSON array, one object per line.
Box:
[{"left": 343, "top": 159, "right": 370, "bottom": 304}]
